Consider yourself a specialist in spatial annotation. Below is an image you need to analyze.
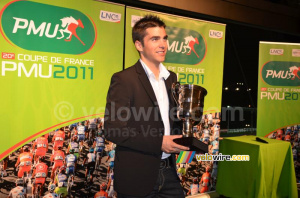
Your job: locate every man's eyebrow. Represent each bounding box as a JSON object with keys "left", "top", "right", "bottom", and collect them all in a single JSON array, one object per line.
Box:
[
  {"left": 150, "top": 36, "right": 160, "bottom": 39},
  {"left": 149, "top": 35, "right": 168, "bottom": 39}
]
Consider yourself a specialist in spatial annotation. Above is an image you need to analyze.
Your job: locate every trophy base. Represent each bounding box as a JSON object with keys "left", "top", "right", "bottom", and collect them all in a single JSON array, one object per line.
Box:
[{"left": 173, "top": 137, "right": 208, "bottom": 153}]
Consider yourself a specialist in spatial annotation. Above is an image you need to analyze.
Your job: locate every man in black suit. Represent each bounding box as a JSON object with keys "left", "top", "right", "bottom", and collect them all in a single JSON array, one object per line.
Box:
[{"left": 104, "top": 15, "right": 188, "bottom": 197}]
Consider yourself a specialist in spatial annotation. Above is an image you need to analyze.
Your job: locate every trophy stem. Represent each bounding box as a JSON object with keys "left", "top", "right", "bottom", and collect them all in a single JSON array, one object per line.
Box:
[{"left": 183, "top": 119, "right": 193, "bottom": 137}]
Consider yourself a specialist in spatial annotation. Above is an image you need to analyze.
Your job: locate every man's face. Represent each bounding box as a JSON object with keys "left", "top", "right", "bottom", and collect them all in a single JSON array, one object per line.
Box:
[{"left": 136, "top": 26, "right": 168, "bottom": 66}]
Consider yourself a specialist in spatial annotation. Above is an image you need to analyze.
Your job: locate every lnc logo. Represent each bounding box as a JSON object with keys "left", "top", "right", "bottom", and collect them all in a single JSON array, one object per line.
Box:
[
  {"left": 100, "top": 10, "right": 121, "bottom": 23},
  {"left": 261, "top": 61, "right": 300, "bottom": 86},
  {"left": 269, "top": 49, "right": 284, "bottom": 55},
  {"left": 0, "top": 1, "right": 96, "bottom": 54},
  {"left": 165, "top": 27, "right": 206, "bottom": 65}
]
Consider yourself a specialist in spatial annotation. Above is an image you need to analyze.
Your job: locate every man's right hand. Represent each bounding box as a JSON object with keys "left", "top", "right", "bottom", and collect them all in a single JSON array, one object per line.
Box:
[{"left": 161, "top": 135, "right": 189, "bottom": 153}]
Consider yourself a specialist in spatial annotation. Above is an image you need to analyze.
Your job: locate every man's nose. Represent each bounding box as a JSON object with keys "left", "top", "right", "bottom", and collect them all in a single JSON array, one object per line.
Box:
[{"left": 159, "top": 40, "right": 166, "bottom": 48}]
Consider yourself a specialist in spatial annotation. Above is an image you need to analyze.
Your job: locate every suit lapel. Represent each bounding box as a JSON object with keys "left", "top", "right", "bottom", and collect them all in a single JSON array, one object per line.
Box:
[
  {"left": 135, "top": 61, "right": 158, "bottom": 106},
  {"left": 135, "top": 61, "right": 177, "bottom": 135},
  {"left": 164, "top": 76, "right": 173, "bottom": 111},
  {"left": 164, "top": 76, "right": 175, "bottom": 134}
]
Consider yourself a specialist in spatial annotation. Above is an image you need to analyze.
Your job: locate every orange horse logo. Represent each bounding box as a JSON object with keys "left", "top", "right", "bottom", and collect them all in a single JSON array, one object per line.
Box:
[
  {"left": 183, "top": 36, "right": 199, "bottom": 58},
  {"left": 57, "top": 16, "right": 85, "bottom": 45},
  {"left": 289, "top": 66, "right": 300, "bottom": 80}
]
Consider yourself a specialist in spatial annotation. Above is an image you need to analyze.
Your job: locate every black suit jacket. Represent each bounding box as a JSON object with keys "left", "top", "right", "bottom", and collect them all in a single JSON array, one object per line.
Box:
[{"left": 104, "top": 61, "right": 182, "bottom": 196}]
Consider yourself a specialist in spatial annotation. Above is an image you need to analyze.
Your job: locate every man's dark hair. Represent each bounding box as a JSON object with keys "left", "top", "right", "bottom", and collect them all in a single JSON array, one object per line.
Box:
[{"left": 132, "top": 15, "right": 166, "bottom": 46}]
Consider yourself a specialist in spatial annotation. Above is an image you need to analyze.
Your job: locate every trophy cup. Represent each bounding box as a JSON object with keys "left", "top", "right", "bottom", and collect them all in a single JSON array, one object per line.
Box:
[{"left": 171, "top": 82, "right": 208, "bottom": 152}]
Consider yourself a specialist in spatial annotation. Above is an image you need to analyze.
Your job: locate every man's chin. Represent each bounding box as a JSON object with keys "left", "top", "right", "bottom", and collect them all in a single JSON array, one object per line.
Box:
[{"left": 159, "top": 57, "right": 166, "bottom": 63}]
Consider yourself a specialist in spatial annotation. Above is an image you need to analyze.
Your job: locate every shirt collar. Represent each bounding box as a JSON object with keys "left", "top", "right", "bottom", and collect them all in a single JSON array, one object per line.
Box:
[{"left": 139, "top": 59, "right": 170, "bottom": 80}]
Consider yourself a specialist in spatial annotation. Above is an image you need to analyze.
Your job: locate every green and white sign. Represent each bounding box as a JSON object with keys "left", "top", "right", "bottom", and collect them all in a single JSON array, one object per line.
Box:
[
  {"left": 1, "top": 1, "right": 95, "bottom": 54},
  {"left": 257, "top": 42, "right": 300, "bottom": 137},
  {"left": 125, "top": 8, "right": 226, "bottom": 114},
  {"left": 0, "top": 0, "right": 125, "bottom": 159}
]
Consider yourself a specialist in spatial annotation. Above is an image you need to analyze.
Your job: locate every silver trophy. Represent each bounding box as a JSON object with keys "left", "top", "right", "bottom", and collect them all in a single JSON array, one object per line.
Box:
[{"left": 172, "top": 82, "right": 208, "bottom": 152}]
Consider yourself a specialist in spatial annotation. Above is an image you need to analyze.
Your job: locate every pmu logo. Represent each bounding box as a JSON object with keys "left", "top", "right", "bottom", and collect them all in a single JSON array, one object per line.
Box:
[
  {"left": 0, "top": 1, "right": 96, "bottom": 55},
  {"left": 165, "top": 27, "right": 206, "bottom": 65},
  {"left": 261, "top": 61, "right": 300, "bottom": 86},
  {"left": 12, "top": 16, "right": 86, "bottom": 45}
]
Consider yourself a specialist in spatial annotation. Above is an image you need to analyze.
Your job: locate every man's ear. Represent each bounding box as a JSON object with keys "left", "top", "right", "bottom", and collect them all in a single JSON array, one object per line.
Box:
[{"left": 135, "top": 40, "right": 143, "bottom": 52}]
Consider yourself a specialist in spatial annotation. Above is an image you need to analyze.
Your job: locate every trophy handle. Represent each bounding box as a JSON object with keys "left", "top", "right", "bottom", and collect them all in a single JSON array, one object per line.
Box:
[{"left": 171, "top": 82, "right": 180, "bottom": 106}]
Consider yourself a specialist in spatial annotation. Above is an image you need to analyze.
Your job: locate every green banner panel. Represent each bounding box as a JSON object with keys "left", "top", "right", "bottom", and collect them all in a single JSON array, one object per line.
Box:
[
  {"left": 257, "top": 42, "right": 300, "bottom": 137},
  {"left": 0, "top": 0, "right": 125, "bottom": 158}
]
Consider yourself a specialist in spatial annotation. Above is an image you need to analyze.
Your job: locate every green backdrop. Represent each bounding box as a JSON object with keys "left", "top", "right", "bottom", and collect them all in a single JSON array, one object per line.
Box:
[{"left": 0, "top": 0, "right": 125, "bottom": 159}]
